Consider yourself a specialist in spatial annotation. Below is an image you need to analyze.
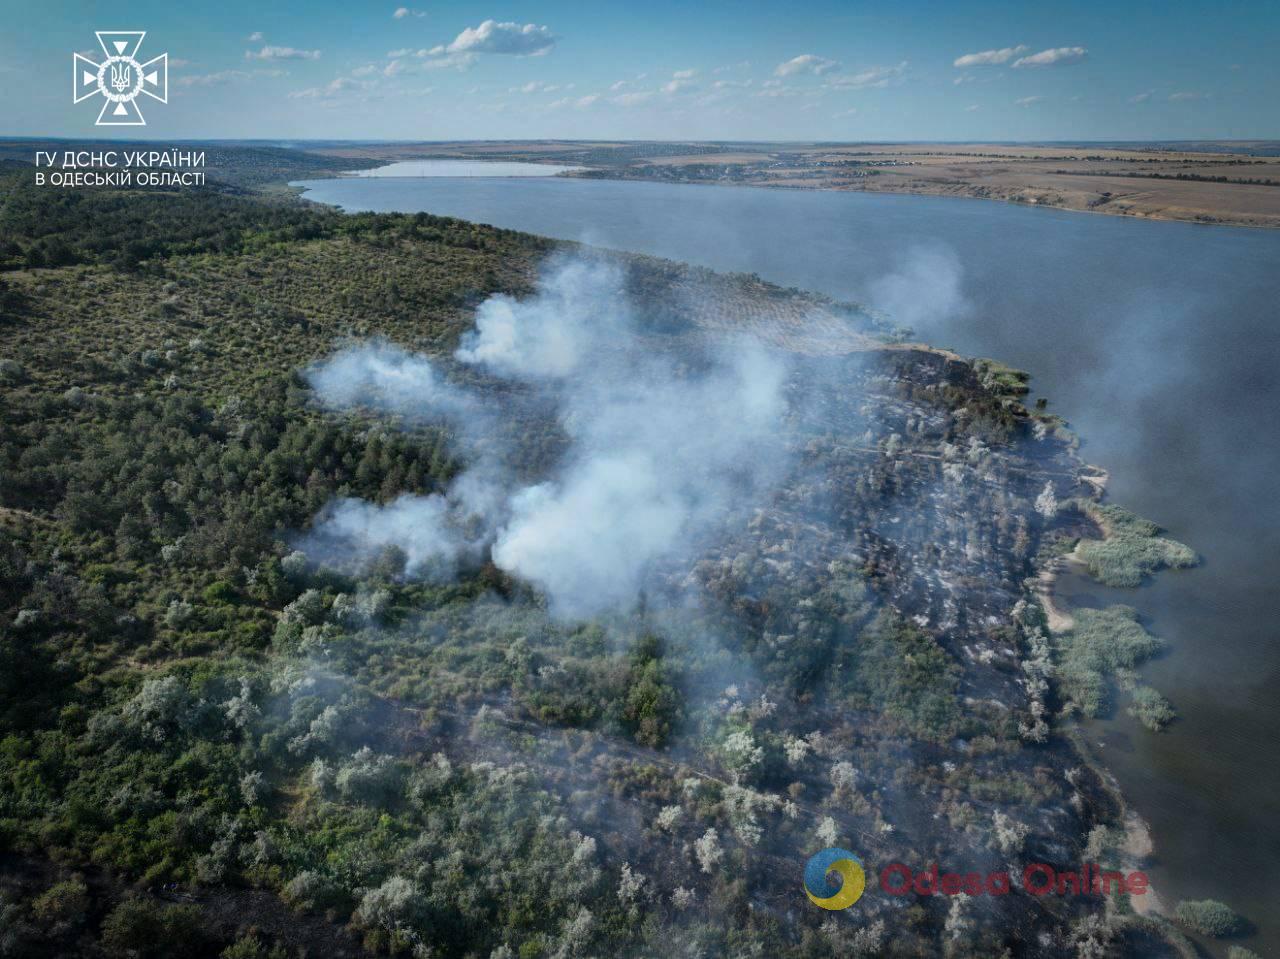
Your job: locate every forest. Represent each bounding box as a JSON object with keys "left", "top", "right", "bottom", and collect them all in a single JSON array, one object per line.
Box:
[{"left": 0, "top": 154, "right": 1208, "bottom": 957}]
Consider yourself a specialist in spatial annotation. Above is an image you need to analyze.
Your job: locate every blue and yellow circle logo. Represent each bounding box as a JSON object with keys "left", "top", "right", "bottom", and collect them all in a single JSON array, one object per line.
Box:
[{"left": 804, "top": 847, "right": 866, "bottom": 910}]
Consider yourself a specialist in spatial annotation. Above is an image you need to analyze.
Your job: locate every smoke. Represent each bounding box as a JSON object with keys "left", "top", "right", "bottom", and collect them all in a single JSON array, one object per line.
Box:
[
  {"left": 456, "top": 257, "right": 629, "bottom": 379},
  {"left": 299, "top": 494, "right": 461, "bottom": 578},
  {"left": 301, "top": 255, "right": 789, "bottom": 618},
  {"left": 867, "top": 244, "right": 968, "bottom": 337},
  {"left": 304, "top": 340, "right": 477, "bottom": 422}
]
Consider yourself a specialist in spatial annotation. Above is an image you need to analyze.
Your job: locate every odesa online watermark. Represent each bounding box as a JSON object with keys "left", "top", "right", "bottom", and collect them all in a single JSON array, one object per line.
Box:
[{"left": 804, "top": 848, "right": 1149, "bottom": 911}]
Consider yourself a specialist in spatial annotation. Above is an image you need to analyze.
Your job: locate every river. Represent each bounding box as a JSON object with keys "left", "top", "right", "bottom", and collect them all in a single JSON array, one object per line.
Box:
[{"left": 293, "top": 171, "right": 1280, "bottom": 955}]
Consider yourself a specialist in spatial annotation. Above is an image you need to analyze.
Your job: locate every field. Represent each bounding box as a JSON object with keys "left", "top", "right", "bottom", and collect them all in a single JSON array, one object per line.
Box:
[{"left": 304, "top": 140, "right": 1280, "bottom": 229}]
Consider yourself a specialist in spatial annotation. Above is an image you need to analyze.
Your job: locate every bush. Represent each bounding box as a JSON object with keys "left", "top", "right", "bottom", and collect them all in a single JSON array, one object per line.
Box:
[
  {"left": 31, "top": 875, "right": 89, "bottom": 928},
  {"left": 1127, "top": 685, "right": 1176, "bottom": 731},
  {"left": 1077, "top": 504, "right": 1196, "bottom": 587},
  {"left": 1173, "top": 898, "right": 1242, "bottom": 937},
  {"left": 100, "top": 897, "right": 206, "bottom": 958},
  {"left": 1056, "top": 606, "right": 1162, "bottom": 717}
]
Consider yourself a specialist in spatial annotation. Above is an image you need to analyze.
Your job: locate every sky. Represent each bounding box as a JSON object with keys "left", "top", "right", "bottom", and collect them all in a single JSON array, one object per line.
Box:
[{"left": 4, "top": 0, "right": 1277, "bottom": 142}]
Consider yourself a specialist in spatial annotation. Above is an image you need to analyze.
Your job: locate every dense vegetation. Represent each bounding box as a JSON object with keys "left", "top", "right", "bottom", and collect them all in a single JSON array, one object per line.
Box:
[{"left": 0, "top": 153, "right": 1217, "bottom": 957}]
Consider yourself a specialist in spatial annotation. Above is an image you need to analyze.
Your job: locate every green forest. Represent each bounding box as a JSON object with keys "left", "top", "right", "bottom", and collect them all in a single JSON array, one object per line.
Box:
[{"left": 0, "top": 157, "right": 1200, "bottom": 958}]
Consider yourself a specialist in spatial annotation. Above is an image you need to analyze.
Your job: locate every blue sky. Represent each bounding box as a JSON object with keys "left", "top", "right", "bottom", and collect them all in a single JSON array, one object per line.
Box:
[{"left": 5, "top": 0, "right": 1277, "bottom": 141}]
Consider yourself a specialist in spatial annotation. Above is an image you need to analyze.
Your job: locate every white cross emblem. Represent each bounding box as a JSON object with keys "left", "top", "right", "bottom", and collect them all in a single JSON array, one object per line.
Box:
[{"left": 73, "top": 32, "right": 168, "bottom": 126}]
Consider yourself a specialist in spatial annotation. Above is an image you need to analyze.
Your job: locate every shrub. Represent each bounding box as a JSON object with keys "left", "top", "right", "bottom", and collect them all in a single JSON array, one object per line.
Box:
[
  {"left": 1077, "top": 504, "right": 1196, "bottom": 587},
  {"left": 1127, "top": 685, "right": 1176, "bottom": 731},
  {"left": 100, "top": 898, "right": 206, "bottom": 958},
  {"left": 1173, "top": 899, "right": 1242, "bottom": 937},
  {"left": 31, "top": 875, "right": 89, "bottom": 927},
  {"left": 1056, "top": 606, "right": 1162, "bottom": 717}
]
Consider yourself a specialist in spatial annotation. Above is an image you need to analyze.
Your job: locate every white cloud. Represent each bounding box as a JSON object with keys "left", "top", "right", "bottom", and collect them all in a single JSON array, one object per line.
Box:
[
  {"left": 445, "top": 20, "right": 556, "bottom": 56},
  {"left": 1012, "top": 46, "right": 1087, "bottom": 68},
  {"left": 289, "top": 76, "right": 373, "bottom": 100},
  {"left": 832, "top": 107, "right": 858, "bottom": 118},
  {"left": 387, "top": 48, "right": 412, "bottom": 58},
  {"left": 550, "top": 94, "right": 599, "bottom": 110},
  {"left": 416, "top": 46, "right": 477, "bottom": 70},
  {"left": 672, "top": 68, "right": 697, "bottom": 80},
  {"left": 953, "top": 45, "right": 1027, "bottom": 68},
  {"left": 1168, "top": 91, "right": 1205, "bottom": 101},
  {"left": 774, "top": 54, "right": 839, "bottom": 77},
  {"left": 511, "top": 80, "right": 563, "bottom": 94},
  {"left": 246, "top": 32, "right": 264, "bottom": 43},
  {"left": 612, "top": 91, "right": 653, "bottom": 107},
  {"left": 1128, "top": 91, "right": 1152, "bottom": 104},
  {"left": 661, "top": 77, "right": 698, "bottom": 95},
  {"left": 246, "top": 45, "right": 321, "bottom": 61},
  {"left": 1014, "top": 95, "right": 1044, "bottom": 107},
  {"left": 178, "top": 70, "right": 253, "bottom": 87},
  {"left": 825, "top": 60, "right": 908, "bottom": 90},
  {"left": 964, "top": 104, "right": 980, "bottom": 112},
  {"left": 393, "top": 7, "right": 425, "bottom": 18},
  {"left": 754, "top": 84, "right": 816, "bottom": 99}
]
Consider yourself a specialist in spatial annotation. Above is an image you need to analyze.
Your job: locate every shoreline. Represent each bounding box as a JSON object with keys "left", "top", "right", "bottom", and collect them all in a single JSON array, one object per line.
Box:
[
  {"left": 267, "top": 174, "right": 1194, "bottom": 950},
  {"left": 561, "top": 169, "right": 1280, "bottom": 231}
]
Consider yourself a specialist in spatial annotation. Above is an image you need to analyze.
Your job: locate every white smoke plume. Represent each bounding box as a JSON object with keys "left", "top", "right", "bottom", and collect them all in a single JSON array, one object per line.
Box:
[
  {"left": 456, "top": 257, "right": 629, "bottom": 379},
  {"left": 304, "top": 340, "right": 477, "bottom": 421},
  {"left": 301, "top": 255, "right": 789, "bottom": 619},
  {"left": 301, "top": 494, "right": 460, "bottom": 578},
  {"left": 868, "top": 245, "right": 968, "bottom": 336}
]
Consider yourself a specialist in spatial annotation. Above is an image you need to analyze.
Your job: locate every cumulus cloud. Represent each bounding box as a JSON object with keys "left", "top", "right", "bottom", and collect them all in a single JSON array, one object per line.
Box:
[
  {"left": 1129, "top": 91, "right": 1152, "bottom": 104},
  {"left": 511, "top": 80, "right": 565, "bottom": 94},
  {"left": 1012, "top": 46, "right": 1087, "bottom": 68},
  {"left": 1014, "top": 95, "right": 1044, "bottom": 107},
  {"left": 246, "top": 45, "right": 321, "bottom": 61},
  {"left": 774, "top": 54, "right": 839, "bottom": 77},
  {"left": 612, "top": 91, "right": 654, "bottom": 107},
  {"left": 246, "top": 31, "right": 264, "bottom": 43},
  {"left": 952, "top": 45, "right": 1027, "bottom": 68},
  {"left": 178, "top": 70, "right": 253, "bottom": 87},
  {"left": 393, "top": 6, "right": 424, "bottom": 18},
  {"left": 288, "top": 76, "right": 377, "bottom": 100},
  {"left": 825, "top": 61, "right": 908, "bottom": 90},
  {"left": 550, "top": 94, "right": 600, "bottom": 110},
  {"left": 661, "top": 77, "right": 698, "bottom": 95},
  {"left": 445, "top": 20, "right": 557, "bottom": 56}
]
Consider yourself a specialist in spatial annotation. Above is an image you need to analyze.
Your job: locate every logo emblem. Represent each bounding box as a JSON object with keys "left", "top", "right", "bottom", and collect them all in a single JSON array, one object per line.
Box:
[
  {"left": 804, "top": 847, "right": 866, "bottom": 910},
  {"left": 73, "top": 32, "right": 168, "bottom": 126}
]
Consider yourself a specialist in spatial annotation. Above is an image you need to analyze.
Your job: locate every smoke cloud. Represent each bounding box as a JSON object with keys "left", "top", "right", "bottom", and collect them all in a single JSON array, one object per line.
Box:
[
  {"left": 867, "top": 244, "right": 968, "bottom": 336},
  {"left": 301, "top": 255, "right": 790, "bottom": 618}
]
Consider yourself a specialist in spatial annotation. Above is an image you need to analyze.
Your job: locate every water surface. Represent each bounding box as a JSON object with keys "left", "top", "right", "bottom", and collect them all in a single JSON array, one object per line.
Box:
[
  {"left": 294, "top": 173, "right": 1280, "bottom": 955},
  {"left": 349, "top": 160, "right": 584, "bottom": 178}
]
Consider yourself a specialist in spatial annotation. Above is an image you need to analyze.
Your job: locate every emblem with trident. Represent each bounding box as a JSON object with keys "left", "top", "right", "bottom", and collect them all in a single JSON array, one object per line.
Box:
[
  {"left": 110, "top": 61, "right": 133, "bottom": 93},
  {"left": 72, "top": 31, "right": 168, "bottom": 126}
]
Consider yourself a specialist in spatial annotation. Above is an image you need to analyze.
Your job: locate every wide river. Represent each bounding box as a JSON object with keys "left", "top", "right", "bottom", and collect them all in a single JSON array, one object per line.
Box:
[{"left": 295, "top": 171, "right": 1280, "bottom": 955}]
